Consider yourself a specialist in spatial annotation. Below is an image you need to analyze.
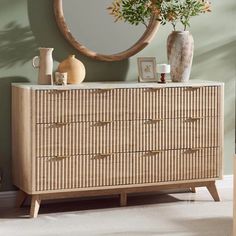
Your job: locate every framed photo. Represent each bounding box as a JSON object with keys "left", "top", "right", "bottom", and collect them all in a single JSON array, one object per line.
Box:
[{"left": 137, "top": 57, "right": 157, "bottom": 82}]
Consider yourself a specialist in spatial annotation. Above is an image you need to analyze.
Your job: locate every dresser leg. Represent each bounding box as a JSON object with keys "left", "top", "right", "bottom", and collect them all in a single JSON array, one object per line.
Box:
[
  {"left": 30, "top": 195, "right": 41, "bottom": 218},
  {"left": 16, "top": 190, "right": 27, "bottom": 207},
  {"left": 190, "top": 187, "right": 196, "bottom": 193},
  {"left": 120, "top": 192, "right": 127, "bottom": 207},
  {"left": 206, "top": 182, "right": 220, "bottom": 202}
]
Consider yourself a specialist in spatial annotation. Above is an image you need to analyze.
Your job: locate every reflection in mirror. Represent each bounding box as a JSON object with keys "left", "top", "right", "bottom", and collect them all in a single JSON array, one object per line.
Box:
[{"left": 62, "top": 0, "right": 146, "bottom": 55}]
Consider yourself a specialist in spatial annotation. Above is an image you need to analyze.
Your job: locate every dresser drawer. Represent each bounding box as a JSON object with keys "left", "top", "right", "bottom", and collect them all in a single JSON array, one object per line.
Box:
[
  {"left": 34, "top": 86, "right": 221, "bottom": 123},
  {"left": 35, "top": 147, "right": 221, "bottom": 191},
  {"left": 35, "top": 117, "right": 220, "bottom": 157}
]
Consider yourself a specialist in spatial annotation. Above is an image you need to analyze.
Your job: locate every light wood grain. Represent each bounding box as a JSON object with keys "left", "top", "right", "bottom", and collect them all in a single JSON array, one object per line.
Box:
[
  {"left": 12, "top": 83, "right": 224, "bottom": 217},
  {"left": 53, "top": 0, "right": 160, "bottom": 62},
  {"left": 12, "top": 87, "right": 33, "bottom": 194},
  {"left": 30, "top": 195, "right": 41, "bottom": 218},
  {"left": 206, "top": 181, "right": 220, "bottom": 202},
  {"left": 120, "top": 192, "right": 127, "bottom": 206},
  {"left": 35, "top": 119, "right": 220, "bottom": 157},
  {"left": 35, "top": 87, "right": 219, "bottom": 123},
  {"left": 34, "top": 148, "right": 220, "bottom": 192}
]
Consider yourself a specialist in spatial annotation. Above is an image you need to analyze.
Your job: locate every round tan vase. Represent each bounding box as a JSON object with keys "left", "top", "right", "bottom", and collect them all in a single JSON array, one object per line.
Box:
[
  {"left": 58, "top": 55, "right": 86, "bottom": 84},
  {"left": 167, "top": 31, "right": 194, "bottom": 82}
]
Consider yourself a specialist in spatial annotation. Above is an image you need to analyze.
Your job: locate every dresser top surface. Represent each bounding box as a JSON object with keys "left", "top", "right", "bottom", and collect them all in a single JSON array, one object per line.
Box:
[{"left": 12, "top": 81, "right": 224, "bottom": 90}]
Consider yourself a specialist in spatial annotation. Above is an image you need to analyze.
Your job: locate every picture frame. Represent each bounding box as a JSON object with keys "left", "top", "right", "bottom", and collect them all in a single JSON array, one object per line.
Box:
[{"left": 137, "top": 57, "right": 157, "bottom": 82}]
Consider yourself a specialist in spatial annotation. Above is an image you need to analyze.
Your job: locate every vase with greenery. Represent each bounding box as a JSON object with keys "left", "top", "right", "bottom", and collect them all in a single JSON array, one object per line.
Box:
[{"left": 108, "top": 0, "right": 211, "bottom": 82}]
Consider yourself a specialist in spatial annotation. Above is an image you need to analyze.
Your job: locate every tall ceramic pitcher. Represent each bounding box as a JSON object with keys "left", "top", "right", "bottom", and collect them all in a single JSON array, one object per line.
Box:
[{"left": 32, "top": 48, "right": 54, "bottom": 85}]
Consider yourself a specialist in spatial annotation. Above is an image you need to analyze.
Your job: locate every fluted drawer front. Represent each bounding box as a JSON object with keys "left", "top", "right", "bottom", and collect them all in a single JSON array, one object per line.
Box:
[
  {"left": 35, "top": 86, "right": 221, "bottom": 123},
  {"left": 35, "top": 117, "right": 220, "bottom": 157},
  {"left": 35, "top": 148, "right": 221, "bottom": 191}
]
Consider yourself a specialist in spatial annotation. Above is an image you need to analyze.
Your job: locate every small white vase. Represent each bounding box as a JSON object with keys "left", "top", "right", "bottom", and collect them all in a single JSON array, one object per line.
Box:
[
  {"left": 32, "top": 48, "right": 54, "bottom": 85},
  {"left": 167, "top": 31, "right": 194, "bottom": 82}
]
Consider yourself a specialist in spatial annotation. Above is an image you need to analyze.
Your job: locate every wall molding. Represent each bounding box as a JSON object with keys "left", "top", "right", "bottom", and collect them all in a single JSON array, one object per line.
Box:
[
  {"left": 0, "top": 175, "right": 233, "bottom": 208},
  {"left": 0, "top": 190, "right": 17, "bottom": 208}
]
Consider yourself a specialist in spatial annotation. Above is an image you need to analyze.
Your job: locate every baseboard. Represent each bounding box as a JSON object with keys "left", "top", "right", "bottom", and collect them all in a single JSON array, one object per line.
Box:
[
  {"left": 0, "top": 190, "right": 17, "bottom": 208},
  {"left": 0, "top": 175, "right": 233, "bottom": 208}
]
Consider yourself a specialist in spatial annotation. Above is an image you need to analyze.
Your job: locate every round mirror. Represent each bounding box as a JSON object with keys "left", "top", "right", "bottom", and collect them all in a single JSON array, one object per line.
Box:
[{"left": 54, "top": 0, "right": 160, "bottom": 61}]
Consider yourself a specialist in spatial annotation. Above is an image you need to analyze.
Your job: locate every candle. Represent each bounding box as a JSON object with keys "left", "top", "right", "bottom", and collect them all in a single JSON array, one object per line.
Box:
[
  {"left": 156, "top": 64, "right": 171, "bottom": 83},
  {"left": 156, "top": 64, "right": 171, "bottom": 74}
]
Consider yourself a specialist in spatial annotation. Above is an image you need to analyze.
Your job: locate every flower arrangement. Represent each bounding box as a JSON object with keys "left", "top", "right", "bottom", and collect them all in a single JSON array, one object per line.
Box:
[{"left": 108, "top": 0, "right": 211, "bottom": 30}]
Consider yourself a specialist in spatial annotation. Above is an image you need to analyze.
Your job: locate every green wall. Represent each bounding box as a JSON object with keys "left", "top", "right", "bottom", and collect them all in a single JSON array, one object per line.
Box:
[{"left": 0, "top": 0, "right": 235, "bottom": 191}]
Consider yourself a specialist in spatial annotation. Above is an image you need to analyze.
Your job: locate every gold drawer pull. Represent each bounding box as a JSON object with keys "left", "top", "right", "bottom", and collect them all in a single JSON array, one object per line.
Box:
[
  {"left": 93, "top": 88, "right": 113, "bottom": 93},
  {"left": 47, "top": 90, "right": 68, "bottom": 94},
  {"left": 185, "top": 86, "right": 202, "bottom": 91},
  {"left": 54, "top": 155, "right": 70, "bottom": 159},
  {"left": 189, "top": 148, "right": 202, "bottom": 151},
  {"left": 185, "top": 117, "right": 203, "bottom": 122},
  {"left": 93, "top": 121, "right": 112, "bottom": 126},
  {"left": 184, "top": 148, "right": 203, "bottom": 154},
  {"left": 148, "top": 150, "right": 162, "bottom": 155},
  {"left": 92, "top": 153, "right": 113, "bottom": 159},
  {"left": 145, "top": 87, "right": 163, "bottom": 92},
  {"left": 144, "top": 119, "right": 163, "bottom": 124},
  {"left": 53, "top": 122, "right": 69, "bottom": 126}
]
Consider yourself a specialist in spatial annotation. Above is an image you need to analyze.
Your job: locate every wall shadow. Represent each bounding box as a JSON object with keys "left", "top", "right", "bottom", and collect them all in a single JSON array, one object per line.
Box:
[
  {"left": 0, "top": 76, "right": 29, "bottom": 191},
  {"left": 0, "top": 21, "right": 37, "bottom": 69},
  {"left": 27, "top": 0, "right": 129, "bottom": 82}
]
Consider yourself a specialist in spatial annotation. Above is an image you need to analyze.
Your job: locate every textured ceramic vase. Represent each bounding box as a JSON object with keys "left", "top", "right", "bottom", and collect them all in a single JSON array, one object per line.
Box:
[
  {"left": 167, "top": 31, "right": 194, "bottom": 82},
  {"left": 32, "top": 48, "right": 54, "bottom": 85},
  {"left": 58, "top": 55, "right": 86, "bottom": 84}
]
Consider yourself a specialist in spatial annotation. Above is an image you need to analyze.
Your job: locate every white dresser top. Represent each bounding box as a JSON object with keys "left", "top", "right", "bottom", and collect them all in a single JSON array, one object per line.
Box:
[{"left": 12, "top": 80, "right": 224, "bottom": 90}]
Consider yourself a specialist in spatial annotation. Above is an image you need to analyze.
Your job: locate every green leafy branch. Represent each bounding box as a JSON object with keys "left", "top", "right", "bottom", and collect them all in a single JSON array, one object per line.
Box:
[{"left": 108, "top": 0, "right": 211, "bottom": 30}]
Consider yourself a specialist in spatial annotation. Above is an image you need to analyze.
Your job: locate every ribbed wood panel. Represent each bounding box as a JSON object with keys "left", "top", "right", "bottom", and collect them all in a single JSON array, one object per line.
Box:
[
  {"left": 35, "top": 117, "right": 220, "bottom": 157},
  {"left": 32, "top": 85, "right": 223, "bottom": 193},
  {"left": 35, "top": 148, "right": 220, "bottom": 191},
  {"left": 35, "top": 86, "right": 220, "bottom": 123}
]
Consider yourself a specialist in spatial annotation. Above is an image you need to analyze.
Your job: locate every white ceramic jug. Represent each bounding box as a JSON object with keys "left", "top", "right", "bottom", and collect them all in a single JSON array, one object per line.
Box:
[{"left": 32, "top": 48, "right": 54, "bottom": 85}]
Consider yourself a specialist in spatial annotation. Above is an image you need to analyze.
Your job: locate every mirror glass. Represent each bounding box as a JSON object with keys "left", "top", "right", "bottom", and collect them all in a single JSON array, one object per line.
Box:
[{"left": 62, "top": 0, "right": 146, "bottom": 55}]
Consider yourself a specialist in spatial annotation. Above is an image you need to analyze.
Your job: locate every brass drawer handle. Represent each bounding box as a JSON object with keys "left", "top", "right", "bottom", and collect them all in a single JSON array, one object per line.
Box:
[
  {"left": 48, "top": 122, "right": 69, "bottom": 128},
  {"left": 185, "top": 117, "right": 203, "bottom": 122},
  {"left": 189, "top": 148, "right": 202, "bottom": 151},
  {"left": 93, "top": 121, "right": 112, "bottom": 126},
  {"left": 93, "top": 88, "right": 113, "bottom": 93},
  {"left": 147, "top": 150, "right": 163, "bottom": 155},
  {"left": 53, "top": 122, "right": 69, "bottom": 126},
  {"left": 185, "top": 86, "right": 202, "bottom": 91},
  {"left": 184, "top": 148, "right": 203, "bottom": 154},
  {"left": 92, "top": 153, "right": 113, "bottom": 159},
  {"left": 145, "top": 87, "right": 163, "bottom": 92},
  {"left": 144, "top": 119, "right": 163, "bottom": 124},
  {"left": 53, "top": 155, "right": 70, "bottom": 159},
  {"left": 47, "top": 90, "right": 68, "bottom": 94}
]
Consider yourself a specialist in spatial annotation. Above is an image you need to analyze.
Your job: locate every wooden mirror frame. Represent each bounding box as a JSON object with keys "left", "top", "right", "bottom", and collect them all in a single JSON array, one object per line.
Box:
[{"left": 54, "top": 0, "right": 160, "bottom": 62}]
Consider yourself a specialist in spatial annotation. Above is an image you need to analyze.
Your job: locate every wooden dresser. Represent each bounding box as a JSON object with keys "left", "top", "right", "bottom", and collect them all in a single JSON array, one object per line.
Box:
[{"left": 12, "top": 81, "right": 224, "bottom": 218}]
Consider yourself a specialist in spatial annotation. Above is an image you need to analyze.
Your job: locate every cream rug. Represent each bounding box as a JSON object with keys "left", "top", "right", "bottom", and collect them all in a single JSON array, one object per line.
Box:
[{"left": 0, "top": 187, "right": 233, "bottom": 236}]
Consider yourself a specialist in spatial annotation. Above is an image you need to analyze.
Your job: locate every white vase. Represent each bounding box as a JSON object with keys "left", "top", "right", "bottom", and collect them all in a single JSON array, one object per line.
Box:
[
  {"left": 167, "top": 31, "right": 194, "bottom": 82},
  {"left": 32, "top": 48, "right": 54, "bottom": 85}
]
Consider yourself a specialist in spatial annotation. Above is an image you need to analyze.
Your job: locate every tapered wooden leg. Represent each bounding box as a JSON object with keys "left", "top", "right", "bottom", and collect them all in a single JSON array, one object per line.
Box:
[
  {"left": 120, "top": 192, "right": 127, "bottom": 207},
  {"left": 30, "top": 195, "right": 41, "bottom": 218},
  {"left": 190, "top": 187, "right": 196, "bottom": 193},
  {"left": 206, "top": 182, "right": 220, "bottom": 202},
  {"left": 16, "top": 190, "right": 27, "bottom": 208}
]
